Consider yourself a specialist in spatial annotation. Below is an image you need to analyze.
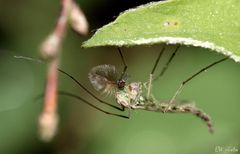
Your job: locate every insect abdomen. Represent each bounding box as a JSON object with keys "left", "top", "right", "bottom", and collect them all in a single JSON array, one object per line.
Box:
[{"left": 143, "top": 102, "right": 214, "bottom": 133}]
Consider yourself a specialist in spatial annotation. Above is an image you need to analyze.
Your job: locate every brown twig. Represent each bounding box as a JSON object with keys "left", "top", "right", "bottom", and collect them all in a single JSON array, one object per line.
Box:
[{"left": 38, "top": 0, "right": 88, "bottom": 142}]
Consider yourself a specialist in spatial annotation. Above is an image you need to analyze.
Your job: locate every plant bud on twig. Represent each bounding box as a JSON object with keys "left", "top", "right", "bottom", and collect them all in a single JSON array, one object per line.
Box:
[
  {"left": 40, "top": 33, "right": 61, "bottom": 60},
  {"left": 37, "top": 0, "right": 88, "bottom": 142},
  {"left": 39, "top": 59, "right": 59, "bottom": 142},
  {"left": 70, "top": 1, "right": 88, "bottom": 35},
  {"left": 38, "top": 111, "right": 59, "bottom": 142}
]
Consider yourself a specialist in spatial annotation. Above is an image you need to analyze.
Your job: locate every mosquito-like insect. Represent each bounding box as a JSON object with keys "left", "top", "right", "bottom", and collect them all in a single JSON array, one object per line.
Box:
[
  {"left": 58, "top": 46, "right": 228, "bottom": 134},
  {"left": 14, "top": 45, "right": 228, "bottom": 133}
]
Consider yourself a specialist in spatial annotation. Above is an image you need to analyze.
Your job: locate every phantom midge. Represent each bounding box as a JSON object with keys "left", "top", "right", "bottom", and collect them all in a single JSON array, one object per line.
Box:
[
  {"left": 15, "top": 45, "right": 228, "bottom": 133},
  {"left": 60, "top": 45, "right": 227, "bottom": 133}
]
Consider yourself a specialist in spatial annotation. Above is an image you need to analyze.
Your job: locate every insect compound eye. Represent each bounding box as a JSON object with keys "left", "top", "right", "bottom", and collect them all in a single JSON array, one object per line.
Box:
[{"left": 117, "top": 79, "right": 126, "bottom": 90}]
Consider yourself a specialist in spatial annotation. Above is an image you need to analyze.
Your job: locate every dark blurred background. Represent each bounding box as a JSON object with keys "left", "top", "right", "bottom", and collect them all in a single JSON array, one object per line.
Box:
[{"left": 0, "top": 0, "right": 239, "bottom": 154}]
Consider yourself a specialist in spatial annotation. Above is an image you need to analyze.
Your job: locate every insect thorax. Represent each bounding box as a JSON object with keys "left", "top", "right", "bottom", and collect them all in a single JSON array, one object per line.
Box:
[{"left": 115, "top": 82, "right": 145, "bottom": 108}]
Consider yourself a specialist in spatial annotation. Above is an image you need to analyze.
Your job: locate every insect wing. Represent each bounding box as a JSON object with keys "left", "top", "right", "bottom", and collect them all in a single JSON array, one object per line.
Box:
[{"left": 88, "top": 64, "right": 118, "bottom": 93}]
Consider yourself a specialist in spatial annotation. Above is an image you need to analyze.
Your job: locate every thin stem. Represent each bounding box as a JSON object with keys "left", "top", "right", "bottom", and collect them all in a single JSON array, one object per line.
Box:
[
  {"left": 43, "top": 59, "right": 59, "bottom": 113},
  {"left": 54, "top": 0, "right": 71, "bottom": 39}
]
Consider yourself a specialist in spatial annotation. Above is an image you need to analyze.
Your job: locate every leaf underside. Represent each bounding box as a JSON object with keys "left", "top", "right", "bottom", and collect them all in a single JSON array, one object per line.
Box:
[{"left": 83, "top": 0, "right": 240, "bottom": 62}]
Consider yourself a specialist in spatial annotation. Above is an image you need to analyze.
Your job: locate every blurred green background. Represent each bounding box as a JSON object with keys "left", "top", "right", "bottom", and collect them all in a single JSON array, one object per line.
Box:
[{"left": 0, "top": 0, "right": 239, "bottom": 154}]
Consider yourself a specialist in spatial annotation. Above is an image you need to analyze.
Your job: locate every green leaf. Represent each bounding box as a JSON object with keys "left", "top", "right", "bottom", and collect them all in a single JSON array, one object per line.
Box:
[{"left": 83, "top": 0, "right": 240, "bottom": 62}]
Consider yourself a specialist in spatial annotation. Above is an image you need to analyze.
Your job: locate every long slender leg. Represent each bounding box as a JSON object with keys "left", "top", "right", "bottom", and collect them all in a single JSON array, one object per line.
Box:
[
  {"left": 14, "top": 55, "right": 125, "bottom": 111},
  {"left": 58, "top": 69, "right": 124, "bottom": 111},
  {"left": 147, "top": 45, "right": 166, "bottom": 99},
  {"left": 14, "top": 55, "right": 45, "bottom": 64},
  {"left": 59, "top": 91, "right": 129, "bottom": 119},
  {"left": 164, "top": 57, "right": 228, "bottom": 112},
  {"left": 154, "top": 45, "right": 180, "bottom": 81},
  {"left": 117, "top": 47, "right": 128, "bottom": 80}
]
